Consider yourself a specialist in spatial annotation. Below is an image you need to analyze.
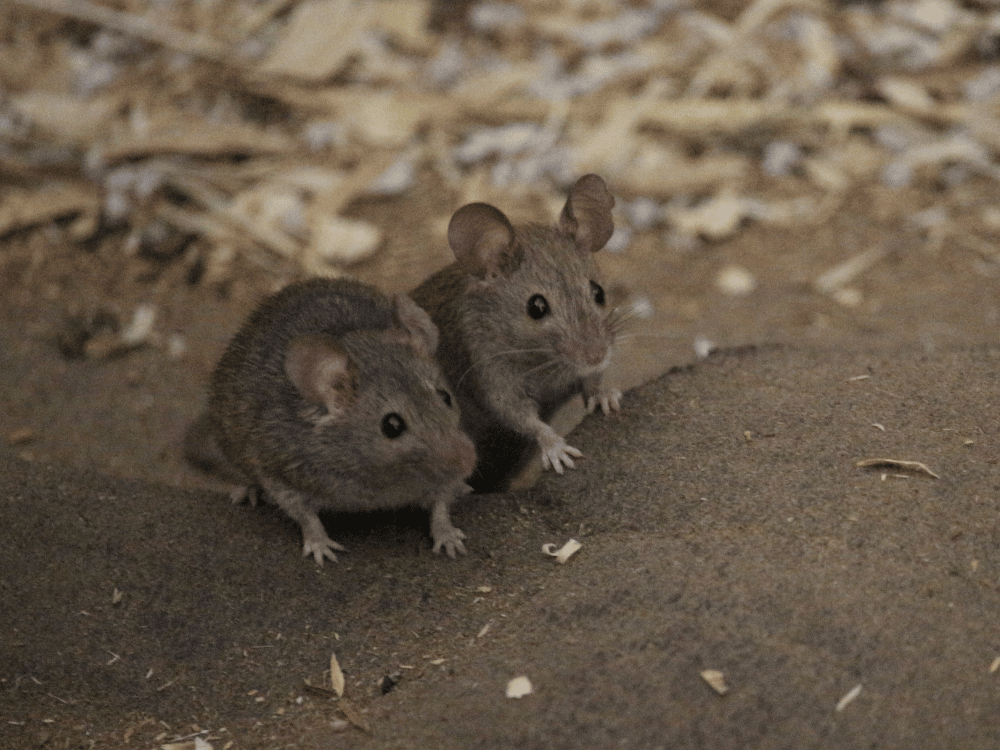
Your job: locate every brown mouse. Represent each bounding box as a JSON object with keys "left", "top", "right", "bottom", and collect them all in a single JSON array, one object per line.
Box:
[
  {"left": 410, "top": 174, "right": 621, "bottom": 493},
  {"left": 187, "top": 278, "right": 476, "bottom": 564}
]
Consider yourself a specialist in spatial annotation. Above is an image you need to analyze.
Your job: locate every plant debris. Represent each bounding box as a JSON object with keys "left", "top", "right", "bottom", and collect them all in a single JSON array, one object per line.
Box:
[
  {"left": 855, "top": 458, "right": 941, "bottom": 479},
  {"left": 506, "top": 675, "right": 533, "bottom": 699},
  {"left": 330, "top": 651, "right": 345, "bottom": 699},
  {"left": 542, "top": 538, "right": 582, "bottom": 564},
  {"left": 700, "top": 669, "right": 729, "bottom": 696},
  {"left": 336, "top": 698, "right": 370, "bottom": 733}
]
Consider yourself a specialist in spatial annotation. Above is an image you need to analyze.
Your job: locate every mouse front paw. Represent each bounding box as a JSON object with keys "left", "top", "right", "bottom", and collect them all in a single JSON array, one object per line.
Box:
[
  {"left": 583, "top": 379, "right": 622, "bottom": 415},
  {"left": 430, "top": 495, "right": 467, "bottom": 558},
  {"left": 432, "top": 525, "right": 467, "bottom": 558},
  {"left": 537, "top": 424, "right": 583, "bottom": 474},
  {"left": 301, "top": 517, "right": 347, "bottom": 566}
]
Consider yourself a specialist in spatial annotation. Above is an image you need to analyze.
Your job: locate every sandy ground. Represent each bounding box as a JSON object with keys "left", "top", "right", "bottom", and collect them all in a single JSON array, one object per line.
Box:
[
  {"left": 3, "top": 343, "right": 1000, "bottom": 749},
  {"left": 2, "top": 167, "right": 1000, "bottom": 750}
]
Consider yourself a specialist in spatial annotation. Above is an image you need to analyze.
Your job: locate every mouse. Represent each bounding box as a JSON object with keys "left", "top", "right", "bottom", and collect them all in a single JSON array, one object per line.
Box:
[
  {"left": 410, "top": 174, "right": 622, "bottom": 493},
  {"left": 186, "top": 277, "right": 477, "bottom": 565}
]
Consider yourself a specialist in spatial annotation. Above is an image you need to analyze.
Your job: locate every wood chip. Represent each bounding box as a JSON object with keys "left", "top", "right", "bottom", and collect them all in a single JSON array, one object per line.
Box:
[
  {"left": 330, "top": 651, "right": 345, "bottom": 698},
  {"left": 506, "top": 676, "right": 533, "bottom": 698},
  {"left": 855, "top": 458, "right": 940, "bottom": 479},
  {"left": 700, "top": 669, "right": 729, "bottom": 695}
]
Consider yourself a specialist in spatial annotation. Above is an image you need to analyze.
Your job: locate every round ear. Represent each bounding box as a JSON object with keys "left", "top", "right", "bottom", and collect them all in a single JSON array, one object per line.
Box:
[
  {"left": 390, "top": 292, "right": 439, "bottom": 358},
  {"left": 284, "top": 334, "right": 357, "bottom": 416},
  {"left": 558, "top": 174, "right": 615, "bottom": 254},
  {"left": 447, "top": 202, "right": 521, "bottom": 279}
]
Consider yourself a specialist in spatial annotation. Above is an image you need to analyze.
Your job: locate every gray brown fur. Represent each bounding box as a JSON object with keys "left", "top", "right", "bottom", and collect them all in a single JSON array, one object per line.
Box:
[
  {"left": 411, "top": 174, "right": 621, "bottom": 492},
  {"left": 188, "top": 278, "right": 475, "bottom": 564}
]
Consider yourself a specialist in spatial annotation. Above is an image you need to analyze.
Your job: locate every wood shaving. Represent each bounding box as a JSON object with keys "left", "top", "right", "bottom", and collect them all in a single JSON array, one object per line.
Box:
[
  {"left": 835, "top": 684, "right": 862, "bottom": 712},
  {"left": 329, "top": 651, "right": 345, "bottom": 699},
  {"left": 506, "top": 676, "right": 533, "bottom": 699},
  {"left": 542, "top": 538, "right": 582, "bottom": 564},
  {"left": 856, "top": 458, "right": 940, "bottom": 479},
  {"left": 700, "top": 669, "right": 729, "bottom": 695}
]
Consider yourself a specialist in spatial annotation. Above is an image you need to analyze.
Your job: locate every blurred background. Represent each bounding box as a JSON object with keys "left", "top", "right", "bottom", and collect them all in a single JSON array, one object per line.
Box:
[{"left": 2, "top": 0, "right": 999, "bottom": 483}]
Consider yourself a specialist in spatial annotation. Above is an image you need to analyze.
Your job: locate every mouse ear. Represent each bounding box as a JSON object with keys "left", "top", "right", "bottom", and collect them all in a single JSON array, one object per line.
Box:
[
  {"left": 448, "top": 202, "right": 521, "bottom": 279},
  {"left": 285, "top": 334, "right": 357, "bottom": 416},
  {"left": 389, "top": 292, "right": 438, "bottom": 358},
  {"left": 558, "top": 174, "right": 615, "bottom": 254}
]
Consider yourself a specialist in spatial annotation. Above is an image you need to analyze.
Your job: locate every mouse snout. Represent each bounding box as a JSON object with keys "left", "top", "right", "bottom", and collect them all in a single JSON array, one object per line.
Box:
[
  {"left": 559, "top": 332, "right": 610, "bottom": 371},
  {"left": 582, "top": 340, "right": 610, "bottom": 369}
]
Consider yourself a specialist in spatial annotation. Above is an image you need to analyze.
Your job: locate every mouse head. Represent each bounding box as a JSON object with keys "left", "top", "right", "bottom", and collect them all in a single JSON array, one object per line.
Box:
[
  {"left": 283, "top": 293, "right": 440, "bottom": 418},
  {"left": 446, "top": 174, "right": 615, "bottom": 280},
  {"left": 447, "top": 175, "right": 617, "bottom": 374},
  {"left": 283, "top": 332, "right": 472, "bottom": 487}
]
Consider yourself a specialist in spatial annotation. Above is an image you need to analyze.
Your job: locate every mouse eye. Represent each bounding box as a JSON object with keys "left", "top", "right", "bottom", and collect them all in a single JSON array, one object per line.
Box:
[
  {"left": 590, "top": 281, "right": 605, "bottom": 306},
  {"left": 381, "top": 413, "right": 407, "bottom": 439},
  {"left": 527, "top": 294, "right": 550, "bottom": 320},
  {"left": 437, "top": 389, "right": 453, "bottom": 408}
]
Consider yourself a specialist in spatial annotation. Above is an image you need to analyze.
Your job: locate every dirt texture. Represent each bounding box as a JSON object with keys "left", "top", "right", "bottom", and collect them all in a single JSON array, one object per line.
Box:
[{"left": 4, "top": 341, "right": 1000, "bottom": 749}]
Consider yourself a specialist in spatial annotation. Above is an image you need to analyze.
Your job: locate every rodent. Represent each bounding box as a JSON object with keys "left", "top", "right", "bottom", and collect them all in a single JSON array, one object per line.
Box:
[
  {"left": 186, "top": 278, "right": 476, "bottom": 565},
  {"left": 410, "top": 174, "right": 621, "bottom": 493}
]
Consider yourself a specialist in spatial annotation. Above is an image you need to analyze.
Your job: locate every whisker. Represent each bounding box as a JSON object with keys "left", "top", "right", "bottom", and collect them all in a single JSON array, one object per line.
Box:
[
  {"left": 605, "top": 304, "right": 644, "bottom": 335},
  {"left": 523, "top": 357, "right": 563, "bottom": 379},
  {"left": 614, "top": 332, "right": 686, "bottom": 342},
  {"left": 456, "top": 347, "right": 554, "bottom": 388}
]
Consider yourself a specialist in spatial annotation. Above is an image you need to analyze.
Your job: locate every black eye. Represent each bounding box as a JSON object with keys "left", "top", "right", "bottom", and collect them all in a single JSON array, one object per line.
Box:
[
  {"left": 381, "top": 413, "right": 407, "bottom": 439},
  {"left": 437, "top": 389, "right": 453, "bottom": 408},
  {"left": 527, "top": 294, "right": 550, "bottom": 320},
  {"left": 590, "top": 280, "right": 605, "bottom": 306}
]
